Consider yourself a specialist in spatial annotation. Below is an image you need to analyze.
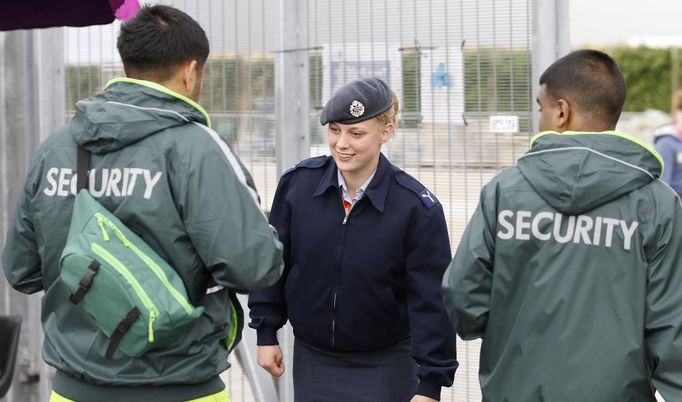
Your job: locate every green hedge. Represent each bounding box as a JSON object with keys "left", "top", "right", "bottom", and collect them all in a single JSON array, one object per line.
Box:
[
  {"left": 65, "top": 65, "right": 101, "bottom": 112},
  {"left": 200, "top": 56, "right": 274, "bottom": 113},
  {"left": 401, "top": 49, "right": 422, "bottom": 128},
  {"left": 460, "top": 46, "right": 682, "bottom": 113},
  {"left": 463, "top": 48, "right": 533, "bottom": 114},
  {"left": 65, "top": 46, "right": 682, "bottom": 117},
  {"left": 608, "top": 46, "right": 682, "bottom": 112}
]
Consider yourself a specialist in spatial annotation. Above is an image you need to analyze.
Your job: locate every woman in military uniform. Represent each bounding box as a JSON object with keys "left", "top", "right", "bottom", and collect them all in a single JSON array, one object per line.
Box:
[{"left": 248, "top": 77, "right": 457, "bottom": 402}]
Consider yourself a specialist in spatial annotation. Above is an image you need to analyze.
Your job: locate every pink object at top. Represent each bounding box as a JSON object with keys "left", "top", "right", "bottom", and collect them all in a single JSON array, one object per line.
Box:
[{"left": 113, "top": 0, "right": 141, "bottom": 20}]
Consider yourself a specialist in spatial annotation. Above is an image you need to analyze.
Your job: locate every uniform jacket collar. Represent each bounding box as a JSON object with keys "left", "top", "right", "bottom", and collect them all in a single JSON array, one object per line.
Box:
[{"left": 313, "top": 153, "right": 393, "bottom": 212}]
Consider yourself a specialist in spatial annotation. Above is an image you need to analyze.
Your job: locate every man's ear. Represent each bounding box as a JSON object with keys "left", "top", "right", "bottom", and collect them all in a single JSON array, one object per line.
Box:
[
  {"left": 181, "top": 60, "right": 199, "bottom": 96},
  {"left": 554, "top": 98, "right": 571, "bottom": 131}
]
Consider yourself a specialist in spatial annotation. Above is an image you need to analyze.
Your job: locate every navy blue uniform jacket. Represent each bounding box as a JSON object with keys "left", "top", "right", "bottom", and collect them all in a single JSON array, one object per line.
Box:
[{"left": 248, "top": 154, "right": 457, "bottom": 399}]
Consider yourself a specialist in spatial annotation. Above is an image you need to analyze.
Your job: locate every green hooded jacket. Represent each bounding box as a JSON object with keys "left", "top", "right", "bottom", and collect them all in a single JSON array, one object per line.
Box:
[
  {"left": 442, "top": 131, "right": 682, "bottom": 402},
  {"left": 2, "top": 78, "right": 284, "bottom": 402}
]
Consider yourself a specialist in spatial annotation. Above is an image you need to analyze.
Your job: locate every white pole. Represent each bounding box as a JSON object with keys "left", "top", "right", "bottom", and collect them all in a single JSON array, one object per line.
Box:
[
  {"left": 532, "top": 0, "right": 570, "bottom": 131},
  {"left": 0, "top": 27, "right": 64, "bottom": 402}
]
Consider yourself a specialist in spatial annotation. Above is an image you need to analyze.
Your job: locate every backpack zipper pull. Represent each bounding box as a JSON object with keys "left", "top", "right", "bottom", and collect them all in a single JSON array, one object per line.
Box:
[
  {"left": 112, "top": 226, "right": 131, "bottom": 248},
  {"left": 96, "top": 216, "right": 110, "bottom": 241},
  {"left": 148, "top": 310, "right": 157, "bottom": 343}
]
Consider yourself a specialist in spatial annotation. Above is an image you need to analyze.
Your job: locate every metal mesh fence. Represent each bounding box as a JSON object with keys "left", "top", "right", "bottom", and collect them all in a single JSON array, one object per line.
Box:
[{"left": 63, "top": 1, "right": 534, "bottom": 400}]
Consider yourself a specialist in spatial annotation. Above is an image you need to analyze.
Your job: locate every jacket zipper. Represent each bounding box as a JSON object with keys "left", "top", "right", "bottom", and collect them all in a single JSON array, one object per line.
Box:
[
  {"left": 341, "top": 190, "right": 354, "bottom": 225},
  {"left": 331, "top": 290, "right": 337, "bottom": 346},
  {"left": 333, "top": 195, "right": 353, "bottom": 346},
  {"left": 91, "top": 242, "right": 159, "bottom": 342},
  {"left": 95, "top": 213, "right": 194, "bottom": 315}
]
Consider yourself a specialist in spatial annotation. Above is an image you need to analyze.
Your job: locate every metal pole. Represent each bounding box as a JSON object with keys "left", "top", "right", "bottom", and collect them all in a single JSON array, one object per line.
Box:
[
  {"left": 531, "top": 0, "right": 570, "bottom": 131},
  {"left": 0, "top": 27, "right": 64, "bottom": 402},
  {"left": 244, "top": 1, "right": 311, "bottom": 402},
  {"left": 234, "top": 295, "right": 279, "bottom": 402},
  {"left": 671, "top": 47, "right": 679, "bottom": 95},
  {"left": 275, "top": 0, "right": 310, "bottom": 175}
]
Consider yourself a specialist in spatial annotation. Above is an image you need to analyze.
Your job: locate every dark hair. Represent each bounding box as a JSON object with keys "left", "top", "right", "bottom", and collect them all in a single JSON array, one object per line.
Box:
[
  {"left": 539, "top": 49, "right": 626, "bottom": 127},
  {"left": 117, "top": 5, "right": 209, "bottom": 81}
]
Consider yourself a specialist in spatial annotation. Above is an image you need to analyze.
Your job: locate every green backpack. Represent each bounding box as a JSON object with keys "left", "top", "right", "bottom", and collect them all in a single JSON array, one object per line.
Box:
[{"left": 59, "top": 147, "right": 205, "bottom": 360}]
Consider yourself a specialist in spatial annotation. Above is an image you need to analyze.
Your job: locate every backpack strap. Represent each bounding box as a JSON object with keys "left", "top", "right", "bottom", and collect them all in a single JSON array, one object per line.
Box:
[
  {"left": 76, "top": 146, "right": 90, "bottom": 191},
  {"left": 106, "top": 307, "right": 141, "bottom": 360},
  {"left": 69, "top": 261, "right": 101, "bottom": 305}
]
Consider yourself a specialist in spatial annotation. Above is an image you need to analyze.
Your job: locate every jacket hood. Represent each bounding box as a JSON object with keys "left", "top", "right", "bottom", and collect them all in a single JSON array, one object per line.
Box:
[
  {"left": 518, "top": 131, "right": 663, "bottom": 215},
  {"left": 70, "top": 78, "right": 211, "bottom": 153}
]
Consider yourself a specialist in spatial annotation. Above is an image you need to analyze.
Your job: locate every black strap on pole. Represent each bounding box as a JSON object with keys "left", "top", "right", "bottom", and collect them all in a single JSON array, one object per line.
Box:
[{"left": 76, "top": 146, "right": 90, "bottom": 191}]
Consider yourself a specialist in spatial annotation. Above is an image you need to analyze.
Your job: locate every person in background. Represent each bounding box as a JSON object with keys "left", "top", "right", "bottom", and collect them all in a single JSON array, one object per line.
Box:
[
  {"left": 653, "top": 89, "right": 682, "bottom": 197},
  {"left": 3, "top": 5, "right": 283, "bottom": 402},
  {"left": 249, "top": 77, "right": 457, "bottom": 402},
  {"left": 442, "top": 49, "right": 682, "bottom": 401}
]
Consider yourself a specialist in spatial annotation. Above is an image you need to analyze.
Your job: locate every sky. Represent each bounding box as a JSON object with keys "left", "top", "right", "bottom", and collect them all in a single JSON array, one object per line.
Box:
[{"left": 570, "top": 0, "right": 682, "bottom": 47}]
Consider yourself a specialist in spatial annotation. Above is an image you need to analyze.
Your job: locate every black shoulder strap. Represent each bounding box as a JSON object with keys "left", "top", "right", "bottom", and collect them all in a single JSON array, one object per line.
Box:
[
  {"left": 106, "top": 307, "right": 141, "bottom": 360},
  {"left": 76, "top": 146, "right": 90, "bottom": 191},
  {"left": 69, "top": 260, "right": 101, "bottom": 305}
]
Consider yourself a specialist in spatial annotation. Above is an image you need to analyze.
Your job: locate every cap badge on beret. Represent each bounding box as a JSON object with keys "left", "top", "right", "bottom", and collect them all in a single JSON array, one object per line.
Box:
[{"left": 349, "top": 100, "right": 365, "bottom": 118}]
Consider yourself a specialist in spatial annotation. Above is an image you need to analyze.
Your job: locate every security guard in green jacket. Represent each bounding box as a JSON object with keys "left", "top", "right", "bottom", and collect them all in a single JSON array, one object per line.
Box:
[
  {"left": 442, "top": 49, "right": 682, "bottom": 401},
  {"left": 2, "top": 6, "right": 283, "bottom": 402}
]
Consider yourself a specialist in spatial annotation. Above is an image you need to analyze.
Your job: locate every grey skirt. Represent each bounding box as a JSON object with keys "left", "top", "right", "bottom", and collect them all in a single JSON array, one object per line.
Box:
[{"left": 293, "top": 338, "right": 418, "bottom": 402}]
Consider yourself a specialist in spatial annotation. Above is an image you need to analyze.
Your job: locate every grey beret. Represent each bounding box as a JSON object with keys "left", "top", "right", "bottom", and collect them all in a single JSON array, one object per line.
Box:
[{"left": 319, "top": 77, "right": 393, "bottom": 125}]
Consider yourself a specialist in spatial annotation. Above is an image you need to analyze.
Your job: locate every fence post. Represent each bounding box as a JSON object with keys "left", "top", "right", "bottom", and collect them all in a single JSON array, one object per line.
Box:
[
  {"left": 275, "top": 0, "right": 310, "bottom": 175},
  {"left": 242, "top": 1, "right": 311, "bottom": 402},
  {"left": 531, "top": 0, "right": 570, "bottom": 130},
  {"left": 234, "top": 295, "right": 279, "bottom": 402},
  {"left": 0, "top": 27, "right": 64, "bottom": 402}
]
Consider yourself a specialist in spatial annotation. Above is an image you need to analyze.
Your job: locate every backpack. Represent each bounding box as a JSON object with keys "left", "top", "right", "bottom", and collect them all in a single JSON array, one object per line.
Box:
[{"left": 58, "top": 147, "right": 205, "bottom": 360}]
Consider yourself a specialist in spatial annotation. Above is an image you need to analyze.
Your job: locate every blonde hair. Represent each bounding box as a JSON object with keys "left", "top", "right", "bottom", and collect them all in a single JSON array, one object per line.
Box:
[{"left": 375, "top": 91, "right": 400, "bottom": 127}]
